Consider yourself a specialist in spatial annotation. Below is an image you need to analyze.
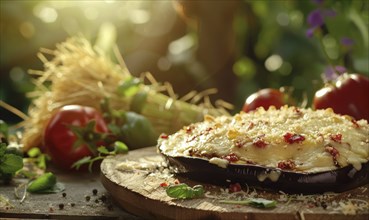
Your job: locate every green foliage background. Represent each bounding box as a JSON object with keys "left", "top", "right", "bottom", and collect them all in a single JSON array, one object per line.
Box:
[{"left": 1, "top": 0, "right": 368, "bottom": 122}]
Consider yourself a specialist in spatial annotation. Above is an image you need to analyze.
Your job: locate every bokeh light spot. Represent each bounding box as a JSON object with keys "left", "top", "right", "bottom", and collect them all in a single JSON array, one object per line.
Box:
[
  {"left": 129, "top": 9, "right": 150, "bottom": 24},
  {"left": 265, "top": 54, "right": 283, "bottom": 72},
  {"left": 84, "top": 7, "right": 99, "bottom": 20},
  {"left": 9, "top": 67, "right": 25, "bottom": 82},
  {"left": 19, "top": 22, "right": 35, "bottom": 39},
  {"left": 277, "top": 13, "right": 289, "bottom": 26},
  {"left": 33, "top": 4, "right": 58, "bottom": 23},
  {"left": 157, "top": 57, "right": 171, "bottom": 71},
  {"left": 233, "top": 57, "right": 256, "bottom": 79},
  {"left": 169, "top": 34, "right": 194, "bottom": 55}
]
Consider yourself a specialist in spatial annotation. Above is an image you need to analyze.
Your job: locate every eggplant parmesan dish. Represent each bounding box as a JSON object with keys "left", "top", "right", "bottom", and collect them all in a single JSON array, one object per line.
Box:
[{"left": 158, "top": 106, "right": 369, "bottom": 193}]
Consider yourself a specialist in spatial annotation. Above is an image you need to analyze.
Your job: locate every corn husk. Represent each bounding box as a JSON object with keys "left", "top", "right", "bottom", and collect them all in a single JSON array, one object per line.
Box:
[{"left": 22, "top": 37, "right": 232, "bottom": 150}]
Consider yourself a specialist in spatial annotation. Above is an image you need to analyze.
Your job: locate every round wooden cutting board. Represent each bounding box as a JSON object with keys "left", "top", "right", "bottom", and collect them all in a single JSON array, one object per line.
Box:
[{"left": 100, "top": 147, "right": 369, "bottom": 220}]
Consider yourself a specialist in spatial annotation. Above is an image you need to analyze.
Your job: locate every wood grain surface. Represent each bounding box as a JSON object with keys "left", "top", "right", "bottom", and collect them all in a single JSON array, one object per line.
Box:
[
  {"left": 0, "top": 167, "right": 140, "bottom": 219},
  {"left": 100, "top": 147, "right": 369, "bottom": 220}
]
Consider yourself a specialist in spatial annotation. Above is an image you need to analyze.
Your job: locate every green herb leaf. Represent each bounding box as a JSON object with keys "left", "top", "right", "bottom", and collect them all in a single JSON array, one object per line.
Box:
[
  {"left": 107, "top": 124, "right": 122, "bottom": 136},
  {"left": 71, "top": 156, "right": 92, "bottom": 170},
  {"left": 0, "top": 153, "right": 23, "bottom": 174},
  {"left": 166, "top": 183, "right": 204, "bottom": 199},
  {"left": 0, "top": 142, "right": 6, "bottom": 157},
  {"left": 27, "top": 172, "right": 57, "bottom": 193},
  {"left": 0, "top": 120, "right": 9, "bottom": 140},
  {"left": 72, "top": 141, "right": 128, "bottom": 172},
  {"left": 248, "top": 198, "right": 277, "bottom": 208},
  {"left": 219, "top": 198, "right": 277, "bottom": 209},
  {"left": 97, "top": 146, "right": 111, "bottom": 155},
  {"left": 117, "top": 77, "right": 141, "bottom": 97},
  {"left": 27, "top": 147, "right": 41, "bottom": 157},
  {"left": 27, "top": 147, "right": 49, "bottom": 170},
  {"left": 37, "top": 154, "right": 48, "bottom": 170},
  {"left": 1, "top": 141, "right": 23, "bottom": 183},
  {"left": 113, "top": 141, "right": 129, "bottom": 154}
]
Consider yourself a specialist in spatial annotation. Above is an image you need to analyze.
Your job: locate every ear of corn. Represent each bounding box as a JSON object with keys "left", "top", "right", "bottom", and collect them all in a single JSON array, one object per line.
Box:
[{"left": 22, "top": 37, "right": 232, "bottom": 150}]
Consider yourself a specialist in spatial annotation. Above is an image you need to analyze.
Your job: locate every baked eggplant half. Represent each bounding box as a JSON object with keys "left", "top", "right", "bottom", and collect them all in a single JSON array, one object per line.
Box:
[
  {"left": 158, "top": 106, "right": 369, "bottom": 194},
  {"left": 160, "top": 151, "right": 369, "bottom": 194}
]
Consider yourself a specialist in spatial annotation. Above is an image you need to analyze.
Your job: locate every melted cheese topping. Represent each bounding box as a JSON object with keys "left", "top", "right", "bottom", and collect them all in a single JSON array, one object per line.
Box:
[{"left": 158, "top": 106, "right": 369, "bottom": 173}]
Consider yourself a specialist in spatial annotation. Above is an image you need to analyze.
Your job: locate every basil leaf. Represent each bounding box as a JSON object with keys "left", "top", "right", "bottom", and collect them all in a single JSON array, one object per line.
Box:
[
  {"left": 248, "top": 198, "right": 277, "bottom": 208},
  {"left": 220, "top": 198, "right": 277, "bottom": 209},
  {"left": 27, "top": 172, "right": 57, "bottom": 193},
  {"left": 166, "top": 183, "right": 204, "bottom": 199},
  {"left": 0, "top": 142, "right": 6, "bottom": 157},
  {"left": 0, "top": 153, "right": 23, "bottom": 174}
]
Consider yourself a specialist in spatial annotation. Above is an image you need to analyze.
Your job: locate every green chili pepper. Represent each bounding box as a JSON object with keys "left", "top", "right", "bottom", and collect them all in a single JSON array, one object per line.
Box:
[{"left": 27, "top": 172, "right": 57, "bottom": 193}]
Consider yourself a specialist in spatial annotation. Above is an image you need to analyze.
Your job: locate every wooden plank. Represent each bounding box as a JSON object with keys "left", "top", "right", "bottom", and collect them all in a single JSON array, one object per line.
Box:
[
  {"left": 0, "top": 169, "right": 140, "bottom": 219},
  {"left": 101, "top": 147, "right": 369, "bottom": 220}
]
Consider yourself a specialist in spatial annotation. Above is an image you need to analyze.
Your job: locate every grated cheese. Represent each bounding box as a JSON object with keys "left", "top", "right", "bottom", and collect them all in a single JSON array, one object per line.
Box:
[{"left": 158, "top": 106, "right": 369, "bottom": 173}]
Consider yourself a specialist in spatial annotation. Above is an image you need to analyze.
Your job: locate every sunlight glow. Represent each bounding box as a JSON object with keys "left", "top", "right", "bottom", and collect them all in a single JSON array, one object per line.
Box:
[{"left": 33, "top": 4, "right": 58, "bottom": 23}]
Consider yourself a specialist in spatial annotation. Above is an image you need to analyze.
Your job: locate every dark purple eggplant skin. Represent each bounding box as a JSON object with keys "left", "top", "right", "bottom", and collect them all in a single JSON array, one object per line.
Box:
[{"left": 161, "top": 152, "right": 369, "bottom": 194}]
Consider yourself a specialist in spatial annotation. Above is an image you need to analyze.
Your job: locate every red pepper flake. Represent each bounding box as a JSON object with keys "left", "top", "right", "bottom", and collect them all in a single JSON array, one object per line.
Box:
[
  {"left": 253, "top": 136, "right": 268, "bottom": 148},
  {"left": 277, "top": 159, "right": 296, "bottom": 170},
  {"left": 223, "top": 153, "right": 239, "bottom": 162},
  {"left": 185, "top": 126, "right": 193, "bottom": 134},
  {"left": 201, "top": 127, "right": 213, "bottom": 134},
  {"left": 234, "top": 139, "right": 246, "bottom": 148},
  {"left": 188, "top": 149, "right": 197, "bottom": 157},
  {"left": 247, "top": 122, "right": 255, "bottom": 130},
  {"left": 293, "top": 107, "right": 303, "bottom": 116},
  {"left": 351, "top": 119, "right": 360, "bottom": 128},
  {"left": 186, "top": 127, "right": 213, "bottom": 142},
  {"left": 325, "top": 144, "right": 340, "bottom": 167},
  {"left": 160, "top": 134, "right": 168, "bottom": 139},
  {"left": 330, "top": 134, "right": 342, "bottom": 143},
  {"left": 160, "top": 182, "right": 168, "bottom": 187},
  {"left": 229, "top": 183, "right": 242, "bottom": 193},
  {"left": 283, "top": 132, "right": 305, "bottom": 144},
  {"left": 325, "top": 145, "right": 339, "bottom": 157},
  {"left": 246, "top": 160, "right": 256, "bottom": 165}
]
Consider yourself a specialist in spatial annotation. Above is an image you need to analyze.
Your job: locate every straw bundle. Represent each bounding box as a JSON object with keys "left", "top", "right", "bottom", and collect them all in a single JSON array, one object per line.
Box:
[{"left": 22, "top": 37, "right": 231, "bottom": 150}]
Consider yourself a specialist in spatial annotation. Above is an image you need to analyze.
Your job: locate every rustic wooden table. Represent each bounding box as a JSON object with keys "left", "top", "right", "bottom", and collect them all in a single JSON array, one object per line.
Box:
[
  {"left": 2, "top": 147, "right": 369, "bottom": 220},
  {"left": 101, "top": 147, "right": 369, "bottom": 220},
  {"left": 0, "top": 169, "right": 141, "bottom": 219}
]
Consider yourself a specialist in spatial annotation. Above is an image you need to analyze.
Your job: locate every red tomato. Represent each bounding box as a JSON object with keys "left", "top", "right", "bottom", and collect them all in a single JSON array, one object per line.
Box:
[
  {"left": 43, "top": 105, "right": 108, "bottom": 170},
  {"left": 313, "top": 73, "right": 369, "bottom": 121},
  {"left": 242, "top": 88, "right": 286, "bottom": 112}
]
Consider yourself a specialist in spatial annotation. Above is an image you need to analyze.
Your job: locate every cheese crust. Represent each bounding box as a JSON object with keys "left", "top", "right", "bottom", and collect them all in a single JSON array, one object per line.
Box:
[{"left": 158, "top": 106, "right": 369, "bottom": 173}]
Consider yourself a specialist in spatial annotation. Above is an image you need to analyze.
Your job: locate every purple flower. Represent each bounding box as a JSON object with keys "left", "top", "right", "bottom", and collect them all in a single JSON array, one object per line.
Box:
[
  {"left": 341, "top": 37, "right": 354, "bottom": 46},
  {"left": 323, "top": 65, "right": 347, "bottom": 82},
  {"left": 306, "top": 9, "right": 336, "bottom": 38},
  {"left": 307, "top": 9, "right": 324, "bottom": 27}
]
